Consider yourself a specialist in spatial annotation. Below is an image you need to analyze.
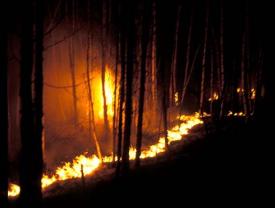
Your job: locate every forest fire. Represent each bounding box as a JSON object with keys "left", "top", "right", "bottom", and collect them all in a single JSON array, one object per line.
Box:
[
  {"left": 1, "top": 0, "right": 269, "bottom": 206},
  {"left": 92, "top": 66, "right": 115, "bottom": 120},
  {"left": 8, "top": 113, "right": 203, "bottom": 198}
]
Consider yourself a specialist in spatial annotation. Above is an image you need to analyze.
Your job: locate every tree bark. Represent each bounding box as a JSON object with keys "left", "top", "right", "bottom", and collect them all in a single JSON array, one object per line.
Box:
[
  {"left": 101, "top": 0, "right": 110, "bottom": 131},
  {"left": 32, "top": 0, "right": 45, "bottom": 206},
  {"left": 135, "top": 0, "right": 151, "bottom": 168},
  {"left": 170, "top": 6, "right": 181, "bottom": 106},
  {"left": 121, "top": 1, "right": 135, "bottom": 174},
  {"left": 181, "top": 9, "right": 193, "bottom": 104},
  {"left": 219, "top": 0, "right": 225, "bottom": 118},
  {"left": 199, "top": 6, "right": 209, "bottom": 116},
  {"left": 0, "top": 12, "right": 9, "bottom": 208},
  {"left": 116, "top": 2, "right": 126, "bottom": 175},
  {"left": 86, "top": 2, "right": 102, "bottom": 161},
  {"left": 19, "top": 0, "right": 36, "bottom": 206},
  {"left": 69, "top": 1, "right": 78, "bottom": 126}
]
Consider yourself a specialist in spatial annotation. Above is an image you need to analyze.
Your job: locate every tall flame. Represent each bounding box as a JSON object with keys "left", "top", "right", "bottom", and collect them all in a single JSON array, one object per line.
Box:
[{"left": 92, "top": 66, "right": 114, "bottom": 120}]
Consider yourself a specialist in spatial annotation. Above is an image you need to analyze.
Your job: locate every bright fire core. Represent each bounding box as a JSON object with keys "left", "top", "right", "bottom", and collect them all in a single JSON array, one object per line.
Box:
[{"left": 92, "top": 66, "right": 114, "bottom": 120}]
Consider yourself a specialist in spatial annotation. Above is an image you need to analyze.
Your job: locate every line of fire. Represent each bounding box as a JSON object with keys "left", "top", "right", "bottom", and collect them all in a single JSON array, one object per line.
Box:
[{"left": 0, "top": 0, "right": 272, "bottom": 207}]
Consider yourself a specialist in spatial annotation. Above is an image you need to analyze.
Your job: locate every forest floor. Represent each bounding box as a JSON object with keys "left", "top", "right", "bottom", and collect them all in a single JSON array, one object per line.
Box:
[{"left": 11, "top": 117, "right": 268, "bottom": 207}]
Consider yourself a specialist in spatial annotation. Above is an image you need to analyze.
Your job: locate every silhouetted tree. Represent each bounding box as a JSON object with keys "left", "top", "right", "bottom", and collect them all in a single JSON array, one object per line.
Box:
[
  {"left": 121, "top": 0, "right": 136, "bottom": 174},
  {"left": 19, "top": 0, "right": 44, "bottom": 206},
  {"left": 135, "top": 0, "right": 151, "bottom": 168},
  {"left": 0, "top": 11, "right": 9, "bottom": 208},
  {"left": 199, "top": 4, "right": 209, "bottom": 115},
  {"left": 116, "top": 0, "right": 126, "bottom": 176}
]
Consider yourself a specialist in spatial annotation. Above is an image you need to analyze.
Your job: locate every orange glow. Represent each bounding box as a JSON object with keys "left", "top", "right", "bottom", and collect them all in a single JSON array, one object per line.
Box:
[
  {"left": 8, "top": 183, "right": 20, "bottom": 198},
  {"left": 91, "top": 66, "right": 114, "bottom": 120},
  {"left": 8, "top": 113, "right": 203, "bottom": 198},
  {"left": 208, "top": 92, "right": 219, "bottom": 101},
  {"left": 174, "top": 92, "right": 179, "bottom": 106}
]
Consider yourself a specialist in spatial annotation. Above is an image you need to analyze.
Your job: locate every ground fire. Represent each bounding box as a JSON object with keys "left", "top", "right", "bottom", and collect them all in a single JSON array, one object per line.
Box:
[{"left": 0, "top": 0, "right": 271, "bottom": 207}]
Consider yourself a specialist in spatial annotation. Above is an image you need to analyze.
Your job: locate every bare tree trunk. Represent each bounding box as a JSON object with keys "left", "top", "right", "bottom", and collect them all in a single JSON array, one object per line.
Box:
[
  {"left": 199, "top": 6, "right": 209, "bottom": 116},
  {"left": 121, "top": 2, "right": 135, "bottom": 174},
  {"left": 181, "top": 45, "right": 201, "bottom": 104},
  {"left": 241, "top": 32, "right": 248, "bottom": 116},
  {"left": 112, "top": 35, "right": 119, "bottom": 163},
  {"left": 170, "top": 6, "right": 181, "bottom": 106},
  {"left": 255, "top": 49, "right": 263, "bottom": 118},
  {"left": 0, "top": 13, "right": 8, "bottom": 208},
  {"left": 210, "top": 46, "right": 214, "bottom": 115},
  {"left": 86, "top": 3, "right": 102, "bottom": 161},
  {"left": 116, "top": 7, "right": 126, "bottom": 175},
  {"left": 219, "top": 1, "right": 225, "bottom": 118},
  {"left": 32, "top": 0, "right": 45, "bottom": 206},
  {"left": 135, "top": 0, "right": 151, "bottom": 168},
  {"left": 69, "top": 1, "right": 78, "bottom": 126},
  {"left": 151, "top": 0, "right": 157, "bottom": 121},
  {"left": 101, "top": 1, "right": 110, "bottom": 131},
  {"left": 181, "top": 10, "right": 193, "bottom": 104},
  {"left": 19, "top": 1, "right": 36, "bottom": 206}
]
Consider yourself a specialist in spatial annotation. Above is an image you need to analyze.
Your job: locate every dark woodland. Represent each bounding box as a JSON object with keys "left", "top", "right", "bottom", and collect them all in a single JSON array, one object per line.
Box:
[{"left": 0, "top": 0, "right": 273, "bottom": 207}]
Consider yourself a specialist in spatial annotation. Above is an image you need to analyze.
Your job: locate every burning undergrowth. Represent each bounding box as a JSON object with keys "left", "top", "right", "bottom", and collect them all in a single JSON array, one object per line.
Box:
[{"left": 8, "top": 113, "right": 203, "bottom": 199}]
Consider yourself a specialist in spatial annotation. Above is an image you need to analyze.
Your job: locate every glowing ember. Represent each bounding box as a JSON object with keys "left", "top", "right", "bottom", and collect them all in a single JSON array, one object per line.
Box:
[
  {"left": 208, "top": 92, "right": 219, "bottom": 101},
  {"left": 237, "top": 88, "right": 244, "bottom": 93},
  {"left": 251, "top": 88, "right": 256, "bottom": 100},
  {"left": 227, "top": 111, "right": 245, "bottom": 117},
  {"left": 174, "top": 92, "right": 179, "bottom": 106},
  {"left": 8, "top": 183, "right": 20, "bottom": 198},
  {"left": 8, "top": 113, "right": 203, "bottom": 198}
]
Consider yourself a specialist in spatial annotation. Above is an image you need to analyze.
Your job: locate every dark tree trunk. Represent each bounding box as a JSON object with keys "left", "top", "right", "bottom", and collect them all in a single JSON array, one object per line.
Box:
[
  {"left": 112, "top": 37, "right": 119, "bottom": 163},
  {"left": 101, "top": 0, "right": 110, "bottom": 131},
  {"left": 86, "top": 2, "right": 102, "bottom": 161},
  {"left": 33, "top": 0, "right": 44, "bottom": 205},
  {"left": 170, "top": 6, "right": 181, "bottom": 106},
  {"left": 181, "top": 9, "right": 193, "bottom": 104},
  {"left": 121, "top": 1, "right": 135, "bottom": 174},
  {"left": 219, "top": 0, "right": 225, "bottom": 118},
  {"left": 135, "top": 0, "right": 151, "bottom": 168},
  {"left": 199, "top": 5, "right": 209, "bottom": 116},
  {"left": 116, "top": 1, "right": 126, "bottom": 175},
  {"left": 69, "top": 39, "right": 78, "bottom": 126},
  {"left": 69, "top": 0, "right": 78, "bottom": 126},
  {"left": 19, "top": 0, "right": 36, "bottom": 206},
  {"left": 0, "top": 14, "right": 9, "bottom": 208}
]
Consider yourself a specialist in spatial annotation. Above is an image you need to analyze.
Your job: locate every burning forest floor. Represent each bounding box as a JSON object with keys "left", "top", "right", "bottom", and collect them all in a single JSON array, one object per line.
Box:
[{"left": 10, "top": 116, "right": 267, "bottom": 207}]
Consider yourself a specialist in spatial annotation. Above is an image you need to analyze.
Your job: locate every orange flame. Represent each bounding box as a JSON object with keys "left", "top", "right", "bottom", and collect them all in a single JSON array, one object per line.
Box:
[{"left": 8, "top": 113, "right": 203, "bottom": 198}]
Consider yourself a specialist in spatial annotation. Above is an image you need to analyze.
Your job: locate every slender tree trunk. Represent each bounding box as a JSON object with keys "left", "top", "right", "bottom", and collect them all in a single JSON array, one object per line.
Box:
[
  {"left": 135, "top": 0, "right": 151, "bottom": 168},
  {"left": 181, "top": 45, "right": 201, "bottom": 104},
  {"left": 68, "top": 0, "right": 78, "bottom": 126},
  {"left": 170, "top": 6, "right": 181, "bottom": 106},
  {"left": 86, "top": 3, "right": 102, "bottom": 161},
  {"left": 121, "top": 2, "right": 135, "bottom": 174},
  {"left": 116, "top": 11, "right": 126, "bottom": 176},
  {"left": 32, "top": 0, "right": 45, "bottom": 206},
  {"left": 255, "top": 49, "right": 263, "bottom": 118},
  {"left": 151, "top": 0, "right": 157, "bottom": 121},
  {"left": 101, "top": 1, "right": 109, "bottom": 131},
  {"left": 0, "top": 14, "right": 8, "bottom": 208},
  {"left": 219, "top": 1, "right": 225, "bottom": 118},
  {"left": 241, "top": 14, "right": 249, "bottom": 117},
  {"left": 112, "top": 37, "right": 119, "bottom": 163},
  {"left": 199, "top": 6, "right": 209, "bottom": 116},
  {"left": 69, "top": 39, "right": 78, "bottom": 126},
  {"left": 210, "top": 46, "right": 214, "bottom": 115},
  {"left": 181, "top": 10, "right": 193, "bottom": 104}
]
